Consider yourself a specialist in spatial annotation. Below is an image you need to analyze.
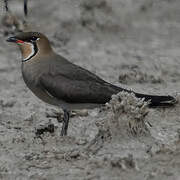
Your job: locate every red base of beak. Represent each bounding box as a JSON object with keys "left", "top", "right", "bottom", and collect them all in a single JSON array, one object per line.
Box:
[{"left": 16, "top": 40, "right": 24, "bottom": 43}]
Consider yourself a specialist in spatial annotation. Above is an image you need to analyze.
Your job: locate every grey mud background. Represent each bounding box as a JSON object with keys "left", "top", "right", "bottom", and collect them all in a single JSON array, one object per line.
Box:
[{"left": 1, "top": 0, "right": 180, "bottom": 179}]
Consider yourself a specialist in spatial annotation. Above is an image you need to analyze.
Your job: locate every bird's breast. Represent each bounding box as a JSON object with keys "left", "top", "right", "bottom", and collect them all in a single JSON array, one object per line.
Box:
[
  {"left": 21, "top": 62, "right": 55, "bottom": 104},
  {"left": 21, "top": 62, "right": 101, "bottom": 110}
]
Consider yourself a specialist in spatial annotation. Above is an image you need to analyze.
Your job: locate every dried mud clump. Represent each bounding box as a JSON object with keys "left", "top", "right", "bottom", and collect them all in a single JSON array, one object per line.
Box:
[
  {"left": 80, "top": 0, "right": 110, "bottom": 12},
  {"left": 53, "top": 21, "right": 74, "bottom": 47},
  {"left": 110, "top": 154, "right": 138, "bottom": 170},
  {"left": 35, "top": 123, "right": 55, "bottom": 137},
  {"left": 118, "top": 65, "right": 163, "bottom": 85},
  {"left": 79, "top": 0, "right": 119, "bottom": 32},
  {"left": 105, "top": 91, "right": 150, "bottom": 138}
]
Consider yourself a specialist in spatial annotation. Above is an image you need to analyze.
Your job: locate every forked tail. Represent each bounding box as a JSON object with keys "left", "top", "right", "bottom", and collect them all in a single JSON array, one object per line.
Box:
[
  {"left": 134, "top": 92, "right": 177, "bottom": 107},
  {"left": 110, "top": 84, "right": 177, "bottom": 107}
]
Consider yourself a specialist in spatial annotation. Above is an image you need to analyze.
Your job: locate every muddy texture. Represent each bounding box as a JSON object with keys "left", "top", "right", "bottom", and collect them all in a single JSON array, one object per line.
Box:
[{"left": 0, "top": 0, "right": 180, "bottom": 179}]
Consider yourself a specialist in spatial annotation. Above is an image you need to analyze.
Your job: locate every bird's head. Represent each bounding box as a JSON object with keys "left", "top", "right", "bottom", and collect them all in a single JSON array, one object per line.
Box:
[{"left": 7, "top": 32, "right": 52, "bottom": 62}]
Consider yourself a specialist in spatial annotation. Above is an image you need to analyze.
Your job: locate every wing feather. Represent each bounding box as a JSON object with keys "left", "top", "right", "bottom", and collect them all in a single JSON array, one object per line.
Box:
[{"left": 39, "top": 74, "right": 118, "bottom": 104}]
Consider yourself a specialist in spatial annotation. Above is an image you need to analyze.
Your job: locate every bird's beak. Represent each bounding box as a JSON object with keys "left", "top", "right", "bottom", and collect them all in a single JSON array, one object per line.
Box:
[
  {"left": 6, "top": 36, "right": 18, "bottom": 43},
  {"left": 6, "top": 36, "right": 24, "bottom": 43}
]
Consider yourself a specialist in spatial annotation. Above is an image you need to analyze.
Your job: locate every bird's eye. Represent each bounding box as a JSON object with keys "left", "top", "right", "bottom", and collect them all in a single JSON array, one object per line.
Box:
[{"left": 31, "top": 36, "right": 37, "bottom": 41}]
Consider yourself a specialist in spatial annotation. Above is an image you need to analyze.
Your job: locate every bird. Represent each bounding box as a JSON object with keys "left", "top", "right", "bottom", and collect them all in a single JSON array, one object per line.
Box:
[
  {"left": 6, "top": 32, "right": 177, "bottom": 136},
  {"left": 2, "top": 0, "right": 28, "bottom": 33},
  {"left": 3, "top": 0, "right": 28, "bottom": 16}
]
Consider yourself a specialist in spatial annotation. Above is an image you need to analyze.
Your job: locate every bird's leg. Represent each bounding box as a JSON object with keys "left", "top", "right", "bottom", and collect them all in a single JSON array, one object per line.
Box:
[
  {"left": 4, "top": 0, "right": 8, "bottom": 12},
  {"left": 60, "top": 109, "right": 70, "bottom": 136},
  {"left": 24, "top": 0, "right": 28, "bottom": 16},
  {"left": 22, "top": 0, "right": 28, "bottom": 28}
]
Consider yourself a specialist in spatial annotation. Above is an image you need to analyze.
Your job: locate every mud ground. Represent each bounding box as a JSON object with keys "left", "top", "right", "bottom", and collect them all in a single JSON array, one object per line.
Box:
[{"left": 0, "top": 0, "right": 180, "bottom": 179}]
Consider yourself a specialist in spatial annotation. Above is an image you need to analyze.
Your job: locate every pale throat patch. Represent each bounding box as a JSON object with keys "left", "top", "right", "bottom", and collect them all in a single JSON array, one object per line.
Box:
[
  {"left": 20, "top": 38, "right": 40, "bottom": 62},
  {"left": 22, "top": 42, "right": 35, "bottom": 61}
]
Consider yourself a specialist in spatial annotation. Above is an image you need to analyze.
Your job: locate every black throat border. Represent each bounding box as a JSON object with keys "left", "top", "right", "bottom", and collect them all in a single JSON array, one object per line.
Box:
[{"left": 22, "top": 42, "right": 38, "bottom": 62}]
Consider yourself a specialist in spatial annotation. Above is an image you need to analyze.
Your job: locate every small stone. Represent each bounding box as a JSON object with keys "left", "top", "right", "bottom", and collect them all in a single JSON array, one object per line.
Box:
[{"left": 71, "top": 109, "right": 88, "bottom": 117}]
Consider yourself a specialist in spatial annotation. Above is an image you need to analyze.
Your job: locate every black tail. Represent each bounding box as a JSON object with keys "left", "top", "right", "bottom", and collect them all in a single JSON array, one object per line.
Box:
[
  {"left": 133, "top": 92, "right": 176, "bottom": 107},
  {"left": 109, "top": 84, "right": 177, "bottom": 107}
]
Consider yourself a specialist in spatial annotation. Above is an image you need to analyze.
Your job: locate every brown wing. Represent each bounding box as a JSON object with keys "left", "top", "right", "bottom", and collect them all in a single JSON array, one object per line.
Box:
[
  {"left": 48, "top": 54, "right": 108, "bottom": 84},
  {"left": 39, "top": 73, "right": 120, "bottom": 104},
  {"left": 39, "top": 54, "right": 176, "bottom": 106},
  {"left": 37, "top": 54, "right": 124, "bottom": 104}
]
